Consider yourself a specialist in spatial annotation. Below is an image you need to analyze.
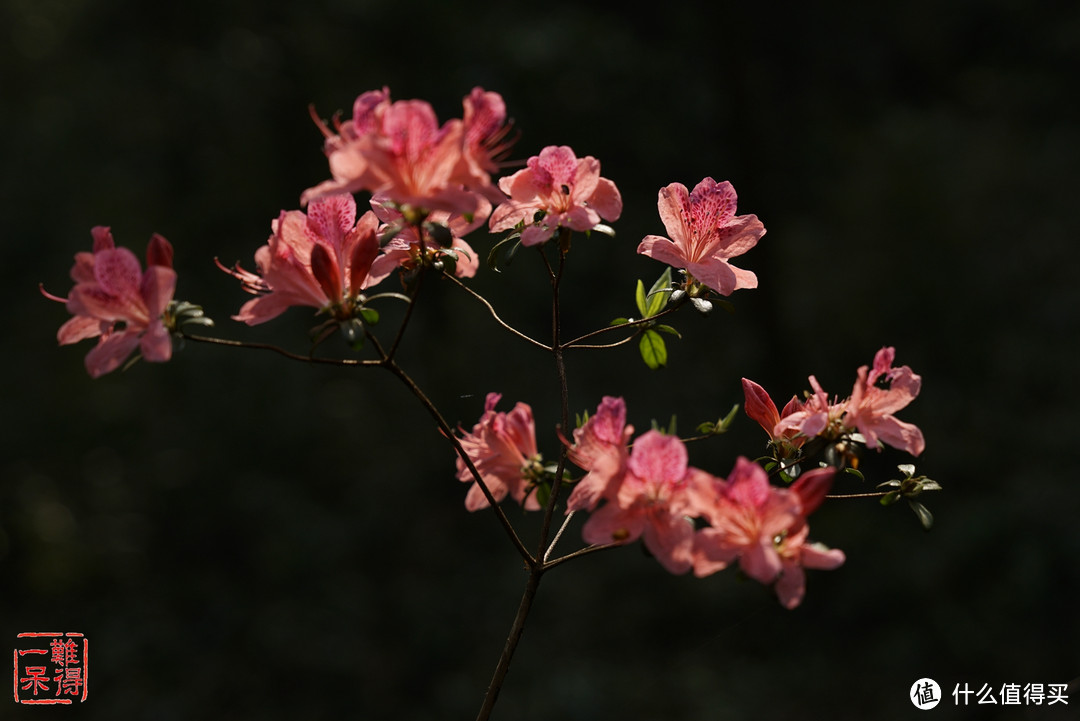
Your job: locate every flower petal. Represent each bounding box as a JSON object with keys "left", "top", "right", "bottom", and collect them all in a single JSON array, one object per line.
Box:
[{"left": 84, "top": 331, "right": 141, "bottom": 378}]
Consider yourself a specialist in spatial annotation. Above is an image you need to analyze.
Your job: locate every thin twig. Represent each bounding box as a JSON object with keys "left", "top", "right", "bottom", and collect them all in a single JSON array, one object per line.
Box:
[
  {"left": 380, "top": 360, "right": 535, "bottom": 566},
  {"left": 442, "top": 272, "right": 551, "bottom": 350},
  {"left": 183, "top": 327, "right": 533, "bottom": 566},
  {"left": 826, "top": 491, "right": 890, "bottom": 499},
  {"left": 535, "top": 239, "right": 570, "bottom": 557},
  {"left": 562, "top": 304, "right": 681, "bottom": 348},
  {"left": 564, "top": 336, "right": 637, "bottom": 350},
  {"left": 543, "top": 541, "right": 624, "bottom": 571},
  {"left": 386, "top": 270, "right": 423, "bottom": 361},
  {"left": 543, "top": 511, "right": 575, "bottom": 563},
  {"left": 181, "top": 332, "right": 380, "bottom": 367}
]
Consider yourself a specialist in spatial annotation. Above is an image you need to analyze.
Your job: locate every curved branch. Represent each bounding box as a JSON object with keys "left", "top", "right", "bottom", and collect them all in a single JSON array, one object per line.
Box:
[
  {"left": 542, "top": 540, "right": 624, "bottom": 571},
  {"left": 564, "top": 335, "right": 637, "bottom": 351},
  {"left": 181, "top": 332, "right": 380, "bottom": 367},
  {"left": 826, "top": 491, "right": 890, "bottom": 499},
  {"left": 385, "top": 270, "right": 423, "bottom": 361},
  {"left": 562, "top": 304, "right": 681, "bottom": 348},
  {"left": 441, "top": 273, "right": 551, "bottom": 350},
  {"left": 182, "top": 328, "right": 532, "bottom": 565},
  {"left": 380, "top": 359, "right": 535, "bottom": 566}
]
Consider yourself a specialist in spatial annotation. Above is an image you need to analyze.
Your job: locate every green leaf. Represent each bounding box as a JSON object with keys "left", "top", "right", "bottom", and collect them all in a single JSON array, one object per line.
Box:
[
  {"left": 717, "top": 404, "right": 740, "bottom": 432},
  {"left": 609, "top": 317, "right": 630, "bottom": 326},
  {"left": 638, "top": 329, "right": 668, "bottom": 369},
  {"left": 696, "top": 421, "right": 717, "bottom": 434},
  {"left": 504, "top": 237, "right": 523, "bottom": 267},
  {"left": 649, "top": 266, "right": 672, "bottom": 295},
  {"left": 535, "top": 480, "right": 551, "bottom": 508},
  {"left": 646, "top": 290, "right": 671, "bottom": 317},
  {"left": 486, "top": 234, "right": 521, "bottom": 272},
  {"left": 908, "top": 500, "right": 934, "bottom": 530},
  {"left": 712, "top": 298, "right": 735, "bottom": 314},
  {"left": 167, "top": 300, "right": 215, "bottom": 330},
  {"left": 844, "top": 467, "right": 865, "bottom": 481},
  {"left": 655, "top": 324, "right": 681, "bottom": 338},
  {"left": 359, "top": 308, "right": 380, "bottom": 325},
  {"left": 645, "top": 267, "right": 673, "bottom": 316},
  {"left": 880, "top": 490, "right": 901, "bottom": 506},
  {"left": 439, "top": 252, "right": 457, "bottom": 277},
  {"left": 635, "top": 279, "right": 648, "bottom": 317},
  {"left": 426, "top": 222, "right": 454, "bottom": 248}
]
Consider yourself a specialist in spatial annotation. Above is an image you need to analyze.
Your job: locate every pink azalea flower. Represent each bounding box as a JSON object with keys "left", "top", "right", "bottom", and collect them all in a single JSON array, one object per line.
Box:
[
  {"left": 301, "top": 87, "right": 391, "bottom": 205},
  {"left": 772, "top": 468, "right": 845, "bottom": 609},
  {"left": 220, "top": 194, "right": 382, "bottom": 325},
  {"left": 773, "top": 524, "right": 847, "bottom": 610},
  {"left": 44, "top": 226, "right": 177, "bottom": 378},
  {"left": 456, "top": 393, "right": 542, "bottom": 512},
  {"left": 563, "top": 396, "right": 634, "bottom": 512},
  {"left": 843, "top": 347, "right": 925, "bottom": 455},
  {"left": 692, "top": 459, "right": 842, "bottom": 608},
  {"left": 771, "top": 348, "right": 925, "bottom": 457},
  {"left": 456, "top": 87, "right": 515, "bottom": 204},
  {"left": 692, "top": 457, "right": 802, "bottom": 580},
  {"left": 580, "top": 431, "right": 706, "bottom": 574},
  {"left": 367, "top": 195, "right": 488, "bottom": 281},
  {"left": 741, "top": 377, "right": 808, "bottom": 450},
  {"left": 302, "top": 88, "right": 505, "bottom": 216},
  {"left": 773, "top": 374, "right": 847, "bottom": 442},
  {"left": 637, "top": 177, "right": 765, "bottom": 296},
  {"left": 488, "top": 145, "right": 622, "bottom": 246}
]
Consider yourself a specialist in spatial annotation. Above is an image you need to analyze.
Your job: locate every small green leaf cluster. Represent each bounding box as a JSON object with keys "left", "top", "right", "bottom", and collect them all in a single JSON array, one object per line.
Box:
[
  {"left": 609, "top": 268, "right": 682, "bottom": 369},
  {"left": 164, "top": 300, "right": 214, "bottom": 333},
  {"left": 878, "top": 464, "right": 943, "bottom": 530}
]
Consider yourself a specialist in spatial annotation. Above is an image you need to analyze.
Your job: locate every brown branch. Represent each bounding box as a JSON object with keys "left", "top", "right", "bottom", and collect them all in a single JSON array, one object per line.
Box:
[
  {"left": 475, "top": 572, "right": 540, "bottom": 721},
  {"left": 180, "top": 332, "right": 380, "bottom": 367},
  {"left": 182, "top": 327, "right": 533, "bottom": 566},
  {"left": 542, "top": 540, "right": 624, "bottom": 571},
  {"left": 379, "top": 359, "right": 534, "bottom": 566},
  {"left": 441, "top": 272, "right": 551, "bottom": 351},
  {"left": 562, "top": 304, "right": 681, "bottom": 348}
]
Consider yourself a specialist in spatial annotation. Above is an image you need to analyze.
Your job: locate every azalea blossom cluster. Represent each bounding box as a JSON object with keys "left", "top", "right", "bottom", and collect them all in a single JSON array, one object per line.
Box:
[
  {"left": 42, "top": 227, "right": 177, "bottom": 378},
  {"left": 457, "top": 394, "right": 854, "bottom": 609},
  {"left": 44, "top": 84, "right": 936, "bottom": 617},
  {"left": 42, "top": 81, "right": 943, "bottom": 720},
  {"left": 46, "top": 86, "right": 771, "bottom": 376},
  {"left": 742, "top": 346, "right": 925, "bottom": 466}
]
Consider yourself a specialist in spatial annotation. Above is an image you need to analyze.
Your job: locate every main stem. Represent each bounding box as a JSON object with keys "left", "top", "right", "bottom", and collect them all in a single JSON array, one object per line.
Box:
[
  {"left": 476, "top": 236, "right": 572, "bottom": 721},
  {"left": 475, "top": 571, "right": 540, "bottom": 721}
]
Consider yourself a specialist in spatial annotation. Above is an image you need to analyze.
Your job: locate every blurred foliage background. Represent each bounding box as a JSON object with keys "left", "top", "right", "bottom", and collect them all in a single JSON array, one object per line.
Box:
[{"left": 2, "top": 0, "right": 1079, "bottom": 719}]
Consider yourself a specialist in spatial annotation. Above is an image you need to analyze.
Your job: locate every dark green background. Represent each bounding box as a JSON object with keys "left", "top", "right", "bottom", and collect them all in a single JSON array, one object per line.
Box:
[{"left": 3, "top": 0, "right": 1078, "bottom": 719}]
